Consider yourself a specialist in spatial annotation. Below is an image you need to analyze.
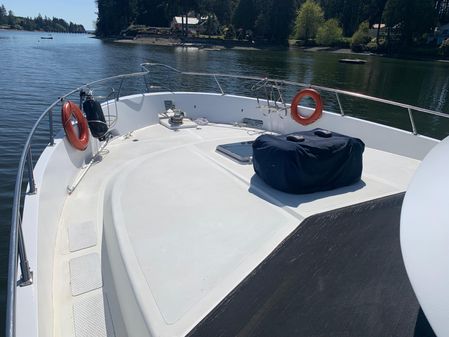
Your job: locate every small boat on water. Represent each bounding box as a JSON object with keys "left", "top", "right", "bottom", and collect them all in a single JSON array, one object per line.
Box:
[
  {"left": 339, "top": 58, "right": 367, "bottom": 64},
  {"left": 40, "top": 35, "right": 53, "bottom": 40},
  {"left": 6, "top": 63, "right": 449, "bottom": 337}
]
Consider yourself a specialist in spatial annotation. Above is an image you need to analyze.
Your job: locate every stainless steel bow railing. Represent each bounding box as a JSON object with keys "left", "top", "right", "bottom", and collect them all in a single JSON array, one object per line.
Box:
[
  {"left": 5, "top": 70, "right": 149, "bottom": 337},
  {"left": 6, "top": 63, "right": 449, "bottom": 337},
  {"left": 141, "top": 62, "right": 449, "bottom": 135}
]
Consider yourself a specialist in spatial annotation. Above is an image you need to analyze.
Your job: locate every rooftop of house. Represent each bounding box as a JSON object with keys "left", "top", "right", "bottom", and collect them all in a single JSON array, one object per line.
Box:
[{"left": 173, "top": 16, "right": 199, "bottom": 25}]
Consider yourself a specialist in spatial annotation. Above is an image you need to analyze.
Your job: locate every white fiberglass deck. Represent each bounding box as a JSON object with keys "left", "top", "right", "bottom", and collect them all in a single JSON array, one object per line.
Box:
[{"left": 53, "top": 123, "right": 420, "bottom": 337}]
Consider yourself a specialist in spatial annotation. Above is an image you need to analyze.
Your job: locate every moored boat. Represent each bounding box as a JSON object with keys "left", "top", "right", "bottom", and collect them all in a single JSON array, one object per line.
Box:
[
  {"left": 339, "top": 58, "right": 367, "bottom": 64},
  {"left": 6, "top": 63, "right": 447, "bottom": 337}
]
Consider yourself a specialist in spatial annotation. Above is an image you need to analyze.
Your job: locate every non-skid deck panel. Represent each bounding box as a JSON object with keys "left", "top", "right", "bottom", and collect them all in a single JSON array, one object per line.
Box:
[
  {"left": 187, "top": 193, "right": 436, "bottom": 337},
  {"left": 68, "top": 221, "right": 97, "bottom": 252},
  {"left": 69, "top": 253, "right": 103, "bottom": 296},
  {"left": 73, "top": 292, "right": 116, "bottom": 337}
]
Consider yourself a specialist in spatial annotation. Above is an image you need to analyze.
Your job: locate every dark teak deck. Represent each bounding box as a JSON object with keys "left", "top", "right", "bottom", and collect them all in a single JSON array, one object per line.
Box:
[{"left": 189, "top": 193, "right": 435, "bottom": 337}]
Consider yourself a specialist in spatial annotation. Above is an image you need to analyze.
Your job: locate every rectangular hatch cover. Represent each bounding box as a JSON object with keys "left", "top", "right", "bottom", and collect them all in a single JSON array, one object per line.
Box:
[{"left": 216, "top": 141, "right": 254, "bottom": 164}]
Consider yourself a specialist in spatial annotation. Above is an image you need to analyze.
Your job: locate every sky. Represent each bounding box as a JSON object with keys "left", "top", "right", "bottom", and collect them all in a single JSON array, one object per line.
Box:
[{"left": 1, "top": 0, "right": 97, "bottom": 30}]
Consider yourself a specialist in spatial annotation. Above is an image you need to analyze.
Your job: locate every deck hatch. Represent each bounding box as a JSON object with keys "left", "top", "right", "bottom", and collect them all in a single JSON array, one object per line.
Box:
[{"left": 216, "top": 141, "right": 254, "bottom": 164}]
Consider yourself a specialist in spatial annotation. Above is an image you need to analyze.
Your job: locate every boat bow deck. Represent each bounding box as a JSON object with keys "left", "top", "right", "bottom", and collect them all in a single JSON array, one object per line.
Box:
[{"left": 54, "top": 123, "right": 420, "bottom": 337}]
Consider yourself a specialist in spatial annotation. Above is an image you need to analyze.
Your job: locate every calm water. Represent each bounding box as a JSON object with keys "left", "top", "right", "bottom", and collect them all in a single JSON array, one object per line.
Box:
[{"left": 1, "top": 30, "right": 449, "bottom": 330}]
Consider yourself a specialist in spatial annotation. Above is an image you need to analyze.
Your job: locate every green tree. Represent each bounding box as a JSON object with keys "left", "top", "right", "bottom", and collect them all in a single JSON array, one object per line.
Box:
[
  {"left": 436, "top": 0, "right": 449, "bottom": 23},
  {"left": 369, "top": 0, "right": 388, "bottom": 46},
  {"left": 0, "top": 5, "right": 85, "bottom": 32},
  {"left": 91, "top": 0, "right": 441, "bottom": 46},
  {"left": 232, "top": 0, "right": 256, "bottom": 30},
  {"left": 233, "top": 0, "right": 294, "bottom": 43},
  {"left": 269, "top": 0, "right": 295, "bottom": 44},
  {"left": 439, "top": 38, "right": 449, "bottom": 56},
  {"left": 7, "top": 9, "right": 14, "bottom": 26},
  {"left": 254, "top": 7, "right": 270, "bottom": 38},
  {"left": 351, "top": 20, "right": 371, "bottom": 51},
  {"left": 293, "top": 0, "right": 324, "bottom": 41},
  {"left": 212, "top": 0, "right": 233, "bottom": 24},
  {"left": 96, "top": 0, "right": 122, "bottom": 36},
  {"left": 384, "top": 0, "right": 436, "bottom": 45},
  {"left": 21, "top": 17, "right": 36, "bottom": 30},
  {"left": 35, "top": 13, "right": 43, "bottom": 27},
  {"left": 317, "top": 0, "right": 370, "bottom": 36},
  {"left": 135, "top": 0, "right": 168, "bottom": 27},
  {"left": 204, "top": 13, "right": 220, "bottom": 36},
  {"left": 316, "top": 18, "right": 343, "bottom": 46},
  {"left": 0, "top": 4, "right": 6, "bottom": 25},
  {"left": 224, "top": 24, "right": 235, "bottom": 38}
]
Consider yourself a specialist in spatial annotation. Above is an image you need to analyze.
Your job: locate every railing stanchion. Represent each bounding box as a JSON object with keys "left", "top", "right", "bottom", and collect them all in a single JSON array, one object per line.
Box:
[
  {"left": 17, "top": 216, "right": 33, "bottom": 287},
  {"left": 336, "top": 92, "right": 345, "bottom": 116},
  {"left": 49, "top": 108, "right": 54, "bottom": 146},
  {"left": 117, "top": 78, "right": 124, "bottom": 101},
  {"left": 408, "top": 108, "right": 418, "bottom": 135},
  {"left": 26, "top": 147, "right": 36, "bottom": 195},
  {"left": 214, "top": 74, "right": 224, "bottom": 95},
  {"left": 6, "top": 209, "right": 19, "bottom": 337},
  {"left": 143, "top": 74, "right": 150, "bottom": 93}
]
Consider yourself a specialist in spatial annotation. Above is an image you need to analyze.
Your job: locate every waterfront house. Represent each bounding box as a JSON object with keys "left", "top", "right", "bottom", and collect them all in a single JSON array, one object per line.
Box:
[
  {"left": 170, "top": 16, "right": 199, "bottom": 35},
  {"left": 369, "top": 23, "right": 386, "bottom": 37}
]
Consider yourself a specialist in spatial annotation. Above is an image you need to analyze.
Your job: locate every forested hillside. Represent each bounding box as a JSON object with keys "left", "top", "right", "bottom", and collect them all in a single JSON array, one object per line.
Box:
[
  {"left": 96, "top": 0, "right": 449, "bottom": 46},
  {"left": 0, "top": 4, "right": 85, "bottom": 33}
]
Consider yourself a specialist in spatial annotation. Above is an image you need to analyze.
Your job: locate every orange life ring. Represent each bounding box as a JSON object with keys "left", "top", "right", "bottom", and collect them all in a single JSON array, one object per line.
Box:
[
  {"left": 61, "top": 100, "right": 89, "bottom": 151},
  {"left": 290, "top": 88, "right": 323, "bottom": 125}
]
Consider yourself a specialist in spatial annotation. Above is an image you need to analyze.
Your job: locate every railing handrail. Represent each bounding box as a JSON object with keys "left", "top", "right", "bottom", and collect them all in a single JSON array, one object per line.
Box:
[
  {"left": 141, "top": 62, "right": 448, "bottom": 119},
  {"left": 6, "top": 63, "right": 448, "bottom": 337},
  {"left": 5, "top": 70, "right": 149, "bottom": 337}
]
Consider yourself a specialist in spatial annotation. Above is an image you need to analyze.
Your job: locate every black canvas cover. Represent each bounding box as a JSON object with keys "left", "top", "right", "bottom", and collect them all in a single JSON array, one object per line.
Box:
[
  {"left": 83, "top": 99, "right": 108, "bottom": 138},
  {"left": 252, "top": 129, "right": 365, "bottom": 194}
]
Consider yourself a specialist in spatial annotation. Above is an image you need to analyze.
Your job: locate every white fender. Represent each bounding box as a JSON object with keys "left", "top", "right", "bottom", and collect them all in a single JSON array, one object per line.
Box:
[{"left": 401, "top": 136, "right": 449, "bottom": 337}]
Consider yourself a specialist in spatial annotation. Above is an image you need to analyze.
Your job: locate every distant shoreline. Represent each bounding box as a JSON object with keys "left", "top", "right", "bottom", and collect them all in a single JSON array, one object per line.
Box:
[
  {"left": 112, "top": 36, "right": 261, "bottom": 51},
  {"left": 295, "top": 46, "right": 367, "bottom": 56},
  {"left": 111, "top": 37, "right": 449, "bottom": 63},
  {"left": 3, "top": 29, "right": 443, "bottom": 62},
  {"left": 0, "top": 27, "right": 89, "bottom": 34},
  {"left": 110, "top": 36, "right": 368, "bottom": 55},
  {"left": 0, "top": 28, "right": 90, "bottom": 34}
]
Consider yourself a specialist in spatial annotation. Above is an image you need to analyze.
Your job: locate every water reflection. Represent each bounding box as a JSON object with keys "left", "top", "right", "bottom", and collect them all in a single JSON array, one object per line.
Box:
[{"left": 429, "top": 76, "right": 449, "bottom": 112}]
